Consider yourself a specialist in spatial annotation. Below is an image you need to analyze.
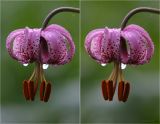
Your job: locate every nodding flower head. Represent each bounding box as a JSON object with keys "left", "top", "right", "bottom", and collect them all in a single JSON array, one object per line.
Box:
[
  {"left": 84, "top": 5, "right": 160, "bottom": 102},
  {"left": 85, "top": 24, "right": 154, "bottom": 65},
  {"left": 6, "top": 7, "right": 80, "bottom": 102},
  {"left": 85, "top": 24, "right": 154, "bottom": 102},
  {"left": 6, "top": 24, "right": 75, "bottom": 65},
  {"left": 6, "top": 24, "right": 75, "bottom": 102},
  {"left": 120, "top": 24, "right": 154, "bottom": 65}
]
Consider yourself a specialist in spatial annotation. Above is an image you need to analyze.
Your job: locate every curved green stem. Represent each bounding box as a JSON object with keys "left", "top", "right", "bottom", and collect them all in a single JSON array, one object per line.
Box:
[
  {"left": 42, "top": 7, "right": 80, "bottom": 30},
  {"left": 121, "top": 7, "right": 160, "bottom": 30}
]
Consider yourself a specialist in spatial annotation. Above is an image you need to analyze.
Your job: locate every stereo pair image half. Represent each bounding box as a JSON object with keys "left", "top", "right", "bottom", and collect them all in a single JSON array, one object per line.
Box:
[{"left": 6, "top": 7, "right": 160, "bottom": 102}]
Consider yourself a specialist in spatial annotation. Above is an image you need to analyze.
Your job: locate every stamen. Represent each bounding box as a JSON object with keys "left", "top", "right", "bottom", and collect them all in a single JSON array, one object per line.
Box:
[
  {"left": 23, "top": 80, "right": 29, "bottom": 100},
  {"left": 102, "top": 61, "right": 130, "bottom": 102},
  {"left": 123, "top": 82, "right": 130, "bottom": 102},
  {"left": 102, "top": 62, "right": 120, "bottom": 101},
  {"left": 108, "top": 64, "right": 116, "bottom": 80},
  {"left": 112, "top": 63, "right": 119, "bottom": 94},
  {"left": 118, "top": 81, "right": 124, "bottom": 101},
  {"left": 43, "top": 83, "right": 51, "bottom": 102},
  {"left": 107, "top": 80, "right": 113, "bottom": 101},
  {"left": 101, "top": 80, "right": 108, "bottom": 100},
  {"left": 28, "top": 81, "right": 35, "bottom": 101},
  {"left": 22, "top": 62, "right": 52, "bottom": 102},
  {"left": 29, "top": 69, "right": 36, "bottom": 81},
  {"left": 40, "top": 81, "right": 46, "bottom": 101}
]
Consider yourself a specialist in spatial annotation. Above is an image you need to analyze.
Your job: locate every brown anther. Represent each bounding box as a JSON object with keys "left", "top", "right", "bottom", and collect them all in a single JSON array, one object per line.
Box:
[
  {"left": 122, "top": 82, "right": 130, "bottom": 102},
  {"left": 118, "top": 81, "right": 125, "bottom": 101},
  {"left": 28, "top": 81, "right": 35, "bottom": 101},
  {"left": 107, "top": 80, "right": 113, "bottom": 101},
  {"left": 101, "top": 80, "right": 108, "bottom": 100},
  {"left": 43, "top": 83, "right": 51, "bottom": 102},
  {"left": 23, "top": 80, "right": 29, "bottom": 100},
  {"left": 40, "top": 81, "right": 46, "bottom": 101}
]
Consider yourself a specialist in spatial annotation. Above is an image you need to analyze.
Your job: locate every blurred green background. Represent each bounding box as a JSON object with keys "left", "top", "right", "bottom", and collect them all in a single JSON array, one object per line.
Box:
[
  {"left": 1, "top": 0, "right": 160, "bottom": 124},
  {"left": 81, "top": 1, "right": 159, "bottom": 123},
  {"left": 1, "top": 1, "right": 79, "bottom": 123}
]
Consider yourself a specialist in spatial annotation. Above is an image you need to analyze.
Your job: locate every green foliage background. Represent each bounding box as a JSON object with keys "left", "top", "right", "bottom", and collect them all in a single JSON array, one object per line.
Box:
[
  {"left": 1, "top": 1, "right": 79, "bottom": 123},
  {"left": 81, "top": 1, "right": 159, "bottom": 123},
  {"left": 0, "top": 0, "right": 160, "bottom": 124}
]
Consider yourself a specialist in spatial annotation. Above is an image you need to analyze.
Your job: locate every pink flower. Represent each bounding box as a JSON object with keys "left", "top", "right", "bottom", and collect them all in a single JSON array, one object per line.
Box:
[
  {"left": 121, "top": 25, "right": 154, "bottom": 64},
  {"left": 6, "top": 24, "right": 75, "bottom": 65},
  {"left": 85, "top": 24, "right": 154, "bottom": 102},
  {"left": 6, "top": 24, "right": 75, "bottom": 102},
  {"left": 85, "top": 24, "right": 154, "bottom": 65}
]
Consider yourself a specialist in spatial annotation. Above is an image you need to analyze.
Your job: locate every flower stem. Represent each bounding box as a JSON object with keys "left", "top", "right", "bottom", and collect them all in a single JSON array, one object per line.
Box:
[
  {"left": 121, "top": 7, "right": 160, "bottom": 30},
  {"left": 42, "top": 7, "right": 80, "bottom": 30}
]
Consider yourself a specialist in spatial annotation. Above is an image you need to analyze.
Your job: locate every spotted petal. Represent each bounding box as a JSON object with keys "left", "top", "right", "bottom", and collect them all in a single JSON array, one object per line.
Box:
[
  {"left": 85, "top": 29, "right": 105, "bottom": 63},
  {"left": 101, "top": 28, "right": 121, "bottom": 63},
  {"left": 43, "top": 24, "right": 75, "bottom": 65},
  {"left": 6, "top": 29, "right": 25, "bottom": 61},
  {"left": 85, "top": 28, "right": 121, "bottom": 64},
  {"left": 121, "top": 24, "right": 154, "bottom": 64},
  {"left": 124, "top": 24, "right": 154, "bottom": 63},
  {"left": 6, "top": 28, "right": 40, "bottom": 63}
]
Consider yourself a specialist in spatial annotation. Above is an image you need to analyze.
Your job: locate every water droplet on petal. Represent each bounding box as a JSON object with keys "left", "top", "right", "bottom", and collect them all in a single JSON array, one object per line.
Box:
[
  {"left": 101, "top": 63, "right": 107, "bottom": 67},
  {"left": 23, "top": 63, "right": 28, "bottom": 67},
  {"left": 121, "top": 63, "right": 127, "bottom": 70},
  {"left": 43, "top": 64, "right": 49, "bottom": 70}
]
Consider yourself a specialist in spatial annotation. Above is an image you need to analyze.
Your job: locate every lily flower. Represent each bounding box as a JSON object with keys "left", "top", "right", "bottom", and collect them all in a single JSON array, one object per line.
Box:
[
  {"left": 6, "top": 7, "right": 80, "bottom": 102},
  {"left": 85, "top": 24, "right": 154, "bottom": 102},
  {"left": 85, "top": 6, "right": 160, "bottom": 102},
  {"left": 6, "top": 24, "right": 75, "bottom": 102}
]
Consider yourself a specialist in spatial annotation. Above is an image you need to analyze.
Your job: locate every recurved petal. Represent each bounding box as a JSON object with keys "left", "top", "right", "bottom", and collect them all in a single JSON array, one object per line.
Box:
[
  {"left": 101, "top": 28, "right": 121, "bottom": 63},
  {"left": 6, "top": 27, "right": 41, "bottom": 63},
  {"left": 6, "top": 29, "right": 25, "bottom": 60},
  {"left": 100, "top": 28, "right": 111, "bottom": 63},
  {"left": 12, "top": 34, "right": 29, "bottom": 63},
  {"left": 43, "top": 24, "right": 75, "bottom": 65},
  {"left": 45, "top": 24, "right": 72, "bottom": 38},
  {"left": 41, "top": 30, "right": 67, "bottom": 65},
  {"left": 121, "top": 28, "right": 148, "bottom": 64},
  {"left": 85, "top": 29, "right": 105, "bottom": 63},
  {"left": 109, "top": 29, "right": 121, "bottom": 60},
  {"left": 85, "top": 28, "right": 121, "bottom": 64},
  {"left": 27, "top": 28, "right": 41, "bottom": 60},
  {"left": 123, "top": 24, "right": 154, "bottom": 63},
  {"left": 90, "top": 32, "right": 103, "bottom": 61},
  {"left": 12, "top": 27, "right": 40, "bottom": 63}
]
